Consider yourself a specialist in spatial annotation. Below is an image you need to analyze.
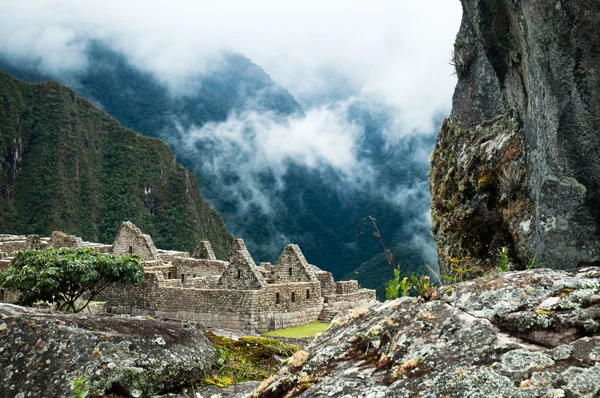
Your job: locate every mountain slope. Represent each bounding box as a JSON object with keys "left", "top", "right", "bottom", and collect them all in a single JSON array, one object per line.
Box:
[
  {"left": 0, "top": 44, "right": 437, "bottom": 298},
  {"left": 0, "top": 69, "right": 233, "bottom": 257}
]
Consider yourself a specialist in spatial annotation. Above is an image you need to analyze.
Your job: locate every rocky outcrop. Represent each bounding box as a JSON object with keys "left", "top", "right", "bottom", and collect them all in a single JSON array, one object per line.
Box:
[
  {"left": 254, "top": 268, "right": 600, "bottom": 397},
  {"left": 430, "top": 0, "right": 600, "bottom": 274},
  {"left": 0, "top": 303, "right": 217, "bottom": 397}
]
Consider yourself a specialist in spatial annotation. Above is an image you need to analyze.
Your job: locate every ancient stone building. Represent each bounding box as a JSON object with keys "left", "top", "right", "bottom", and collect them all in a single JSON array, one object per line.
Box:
[{"left": 0, "top": 222, "right": 376, "bottom": 332}]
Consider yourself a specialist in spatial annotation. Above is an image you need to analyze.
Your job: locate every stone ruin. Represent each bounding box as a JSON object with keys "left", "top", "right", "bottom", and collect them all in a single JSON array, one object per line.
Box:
[{"left": 0, "top": 221, "right": 376, "bottom": 332}]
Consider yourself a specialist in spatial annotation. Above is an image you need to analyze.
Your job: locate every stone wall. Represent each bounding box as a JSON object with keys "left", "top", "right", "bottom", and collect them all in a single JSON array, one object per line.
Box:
[
  {"left": 101, "top": 270, "right": 324, "bottom": 332},
  {"left": 174, "top": 258, "right": 228, "bottom": 280},
  {"left": 157, "top": 250, "right": 189, "bottom": 262},
  {"left": 324, "top": 290, "right": 375, "bottom": 305},
  {"left": 0, "top": 289, "right": 20, "bottom": 304},
  {"left": 259, "top": 283, "right": 323, "bottom": 330},
  {"left": 316, "top": 271, "right": 337, "bottom": 296},
  {"left": 98, "top": 271, "right": 163, "bottom": 312},
  {"left": 321, "top": 290, "right": 377, "bottom": 322},
  {"left": 0, "top": 234, "right": 31, "bottom": 253},
  {"left": 145, "top": 264, "right": 178, "bottom": 280},
  {"left": 112, "top": 221, "right": 159, "bottom": 261},
  {"left": 219, "top": 239, "right": 267, "bottom": 290},
  {"left": 272, "top": 244, "right": 318, "bottom": 284},
  {"left": 49, "top": 231, "right": 85, "bottom": 248},
  {"left": 336, "top": 280, "right": 359, "bottom": 295},
  {"left": 0, "top": 259, "right": 10, "bottom": 271},
  {"left": 193, "top": 241, "right": 217, "bottom": 260}
]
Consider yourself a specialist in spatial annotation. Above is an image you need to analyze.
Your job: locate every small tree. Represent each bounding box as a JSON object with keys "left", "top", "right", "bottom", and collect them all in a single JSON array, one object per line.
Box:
[{"left": 0, "top": 247, "right": 145, "bottom": 312}]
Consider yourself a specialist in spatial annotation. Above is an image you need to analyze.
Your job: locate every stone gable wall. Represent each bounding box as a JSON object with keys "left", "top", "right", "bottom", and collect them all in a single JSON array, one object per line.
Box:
[
  {"left": 219, "top": 239, "right": 267, "bottom": 290},
  {"left": 218, "top": 263, "right": 267, "bottom": 290},
  {"left": 112, "top": 221, "right": 159, "bottom": 261},
  {"left": 272, "top": 244, "right": 317, "bottom": 283},
  {"left": 193, "top": 241, "right": 217, "bottom": 260}
]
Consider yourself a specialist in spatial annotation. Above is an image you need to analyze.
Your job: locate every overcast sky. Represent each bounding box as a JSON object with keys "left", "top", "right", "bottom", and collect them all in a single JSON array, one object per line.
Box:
[
  {"left": 1, "top": 0, "right": 462, "bottom": 133},
  {"left": 0, "top": 1, "right": 463, "bottom": 264}
]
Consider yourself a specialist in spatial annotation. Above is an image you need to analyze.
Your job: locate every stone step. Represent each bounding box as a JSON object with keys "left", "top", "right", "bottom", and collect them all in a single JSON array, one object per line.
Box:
[{"left": 318, "top": 309, "right": 339, "bottom": 322}]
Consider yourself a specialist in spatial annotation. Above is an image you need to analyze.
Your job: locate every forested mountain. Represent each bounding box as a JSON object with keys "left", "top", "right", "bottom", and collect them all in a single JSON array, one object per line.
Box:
[
  {"left": 0, "top": 44, "right": 437, "bottom": 297},
  {"left": 0, "top": 69, "right": 232, "bottom": 258}
]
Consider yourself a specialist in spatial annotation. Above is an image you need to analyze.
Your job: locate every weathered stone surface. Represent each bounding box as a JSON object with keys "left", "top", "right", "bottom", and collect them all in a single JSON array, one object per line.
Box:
[
  {"left": 431, "top": 0, "right": 600, "bottom": 272},
  {"left": 193, "top": 240, "right": 218, "bottom": 260},
  {"left": 253, "top": 268, "right": 600, "bottom": 397},
  {"left": 0, "top": 303, "right": 217, "bottom": 397},
  {"left": 112, "top": 221, "right": 160, "bottom": 261}
]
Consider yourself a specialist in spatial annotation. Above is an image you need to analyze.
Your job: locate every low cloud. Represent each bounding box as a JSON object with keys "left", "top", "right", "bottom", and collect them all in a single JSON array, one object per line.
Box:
[
  {"left": 0, "top": 0, "right": 462, "bottom": 271},
  {"left": 181, "top": 100, "right": 371, "bottom": 215},
  {"left": 0, "top": 1, "right": 461, "bottom": 129}
]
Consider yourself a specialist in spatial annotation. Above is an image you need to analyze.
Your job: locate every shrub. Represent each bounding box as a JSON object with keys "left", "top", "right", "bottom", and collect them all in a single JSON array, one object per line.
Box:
[{"left": 0, "top": 247, "right": 145, "bottom": 312}]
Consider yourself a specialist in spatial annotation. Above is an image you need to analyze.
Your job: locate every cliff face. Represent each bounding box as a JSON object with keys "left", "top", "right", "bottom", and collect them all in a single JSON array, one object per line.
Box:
[
  {"left": 430, "top": 0, "right": 600, "bottom": 274},
  {"left": 0, "top": 70, "right": 233, "bottom": 257}
]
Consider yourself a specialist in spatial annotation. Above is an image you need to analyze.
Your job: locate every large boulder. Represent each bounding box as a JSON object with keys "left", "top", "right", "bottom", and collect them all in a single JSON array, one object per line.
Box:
[
  {"left": 0, "top": 304, "right": 217, "bottom": 397},
  {"left": 430, "top": 0, "right": 600, "bottom": 273},
  {"left": 253, "top": 268, "right": 600, "bottom": 397}
]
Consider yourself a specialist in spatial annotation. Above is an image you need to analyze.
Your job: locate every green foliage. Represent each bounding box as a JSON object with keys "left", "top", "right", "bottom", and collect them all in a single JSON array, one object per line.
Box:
[
  {"left": 527, "top": 252, "right": 538, "bottom": 270},
  {"left": 0, "top": 247, "right": 144, "bottom": 312},
  {"left": 441, "top": 255, "right": 484, "bottom": 284},
  {"left": 385, "top": 268, "right": 413, "bottom": 300},
  {"left": 385, "top": 270, "right": 437, "bottom": 301},
  {"left": 411, "top": 274, "right": 432, "bottom": 297},
  {"left": 203, "top": 331, "right": 299, "bottom": 387},
  {"left": 0, "top": 70, "right": 233, "bottom": 258},
  {"left": 68, "top": 376, "right": 90, "bottom": 398},
  {"left": 496, "top": 247, "right": 511, "bottom": 272}
]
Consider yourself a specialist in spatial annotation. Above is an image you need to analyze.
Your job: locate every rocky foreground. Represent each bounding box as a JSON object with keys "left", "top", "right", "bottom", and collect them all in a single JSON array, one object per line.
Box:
[
  {"left": 254, "top": 268, "right": 600, "bottom": 397},
  {"left": 0, "top": 305, "right": 217, "bottom": 397},
  {"left": 1, "top": 268, "right": 599, "bottom": 397}
]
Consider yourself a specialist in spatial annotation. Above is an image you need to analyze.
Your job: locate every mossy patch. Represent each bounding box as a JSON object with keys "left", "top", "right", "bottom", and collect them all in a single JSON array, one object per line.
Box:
[
  {"left": 430, "top": 113, "right": 534, "bottom": 280},
  {"left": 201, "top": 330, "right": 299, "bottom": 388}
]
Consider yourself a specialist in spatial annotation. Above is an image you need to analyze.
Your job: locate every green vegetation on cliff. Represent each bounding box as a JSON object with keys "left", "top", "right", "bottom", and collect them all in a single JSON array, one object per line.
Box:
[{"left": 0, "top": 70, "right": 232, "bottom": 257}]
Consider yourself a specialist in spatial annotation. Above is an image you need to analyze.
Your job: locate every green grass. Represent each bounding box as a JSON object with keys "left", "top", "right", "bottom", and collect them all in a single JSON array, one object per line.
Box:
[{"left": 262, "top": 321, "right": 330, "bottom": 338}]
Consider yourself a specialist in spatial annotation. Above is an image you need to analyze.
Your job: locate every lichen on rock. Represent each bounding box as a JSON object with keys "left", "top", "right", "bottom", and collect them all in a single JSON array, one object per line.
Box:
[
  {"left": 0, "top": 303, "right": 217, "bottom": 397},
  {"left": 252, "top": 268, "right": 600, "bottom": 397}
]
